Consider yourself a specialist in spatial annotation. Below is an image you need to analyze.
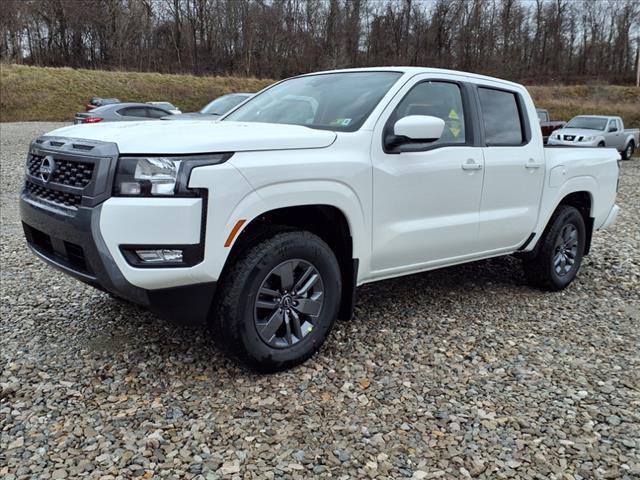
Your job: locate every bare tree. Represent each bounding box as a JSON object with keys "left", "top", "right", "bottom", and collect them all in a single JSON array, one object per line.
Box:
[{"left": 1, "top": 0, "right": 638, "bottom": 83}]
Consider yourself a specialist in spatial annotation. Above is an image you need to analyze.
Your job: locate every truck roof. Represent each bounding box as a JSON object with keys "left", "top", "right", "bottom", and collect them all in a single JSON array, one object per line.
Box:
[
  {"left": 573, "top": 115, "right": 620, "bottom": 120},
  {"left": 296, "top": 66, "right": 525, "bottom": 90}
]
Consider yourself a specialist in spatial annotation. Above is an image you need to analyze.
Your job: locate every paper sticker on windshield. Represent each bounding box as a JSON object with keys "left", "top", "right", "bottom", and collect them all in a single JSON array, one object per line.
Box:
[
  {"left": 449, "top": 109, "right": 459, "bottom": 120},
  {"left": 332, "top": 118, "right": 352, "bottom": 126}
]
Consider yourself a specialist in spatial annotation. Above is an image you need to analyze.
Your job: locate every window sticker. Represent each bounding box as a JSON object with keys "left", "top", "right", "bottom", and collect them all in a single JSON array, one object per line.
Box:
[{"left": 331, "top": 118, "right": 352, "bottom": 126}]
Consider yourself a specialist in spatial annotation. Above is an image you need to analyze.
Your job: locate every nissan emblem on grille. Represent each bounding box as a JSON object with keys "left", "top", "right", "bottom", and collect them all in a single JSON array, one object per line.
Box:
[{"left": 39, "top": 156, "right": 55, "bottom": 183}]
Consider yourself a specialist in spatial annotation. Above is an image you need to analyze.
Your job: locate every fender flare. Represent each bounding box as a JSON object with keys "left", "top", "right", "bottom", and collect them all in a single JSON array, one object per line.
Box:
[
  {"left": 526, "top": 176, "right": 597, "bottom": 254},
  {"left": 224, "top": 179, "right": 369, "bottom": 263}
]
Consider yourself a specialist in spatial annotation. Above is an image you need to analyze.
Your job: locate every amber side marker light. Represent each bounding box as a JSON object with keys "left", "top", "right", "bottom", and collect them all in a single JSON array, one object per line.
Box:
[{"left": 225, "top": 219, "right": 247, "bottom": 247}]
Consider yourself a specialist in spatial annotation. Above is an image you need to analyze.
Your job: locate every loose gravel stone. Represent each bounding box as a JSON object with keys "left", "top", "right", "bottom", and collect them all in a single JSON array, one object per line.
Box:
[{"left": 1, "top": 122, "right": 639, "bottom": 479}]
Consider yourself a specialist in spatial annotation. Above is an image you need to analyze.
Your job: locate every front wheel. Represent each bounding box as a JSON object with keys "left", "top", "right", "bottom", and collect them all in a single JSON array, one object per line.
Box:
[
  {"left": 523, "top": 206, "right": 586, "bottom": 291},
  {"left": 211, "top": 230, "right": 342, "bottom": 372},
  {"left": 621, "top": 141, "right": 635, "bottom": 160}
]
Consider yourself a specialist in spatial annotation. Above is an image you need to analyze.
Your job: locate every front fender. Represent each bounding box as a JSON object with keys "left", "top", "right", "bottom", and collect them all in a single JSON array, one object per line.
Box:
[{"left": 226, "top": 180, "right": 368, "bottom": 261}]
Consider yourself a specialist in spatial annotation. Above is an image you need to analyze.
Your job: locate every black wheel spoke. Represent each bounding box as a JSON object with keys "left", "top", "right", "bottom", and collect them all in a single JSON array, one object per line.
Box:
[
  {"left": 284, "top": 312, "right": 293, "bottom": 345},
  {"left": 274, "top": 261, "right": 297, "bottom": 291},
  {"left": 293, "top": 266, "right": 314, "bottom": 292},
  {"left": 259, "top": 310, "right": 285, "bottom": 341},
  {"left": 297, "top": 273, "right": 320, "bottom": 296},
  {"left": 295, "top": 297, "right": 323, "bottom": 317},
  {"left": 256, "top": 299, "right": 278, "bottom": 309},
  {"left": 289, "top": 310, "right": 303, "bottom": 340},
  {"left": 259, "top": 286, "right": 280, "bottom": 298}
]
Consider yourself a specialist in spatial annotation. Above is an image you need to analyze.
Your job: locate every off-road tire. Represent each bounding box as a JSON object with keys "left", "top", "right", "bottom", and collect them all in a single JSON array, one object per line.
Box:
[
  {"left": 523, "top": 205, "right": 586, "bottom": 291},
  {"left": 211, "top": 230, "right": 341, "bottom": 372}
]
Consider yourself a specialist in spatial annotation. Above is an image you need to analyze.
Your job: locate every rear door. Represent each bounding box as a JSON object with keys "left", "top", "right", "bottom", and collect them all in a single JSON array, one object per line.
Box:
[{"left": 475, "top": 85, "right": 545, "bottom": 252}]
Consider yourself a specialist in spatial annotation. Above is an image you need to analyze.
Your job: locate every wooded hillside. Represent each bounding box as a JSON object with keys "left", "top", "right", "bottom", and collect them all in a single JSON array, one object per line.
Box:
[{"left": 2, "top": 0, "right": 639, "bottom": 83}]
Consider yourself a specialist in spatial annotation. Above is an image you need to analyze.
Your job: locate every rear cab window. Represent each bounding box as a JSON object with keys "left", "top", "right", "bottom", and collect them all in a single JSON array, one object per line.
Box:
[{"left": 478, "top": 87, "right": 528, "bottom": 146}]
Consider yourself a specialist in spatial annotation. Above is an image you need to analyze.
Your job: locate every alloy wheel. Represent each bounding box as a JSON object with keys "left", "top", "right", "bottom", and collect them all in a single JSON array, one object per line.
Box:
[
  {"left": 254, "top": 259, "right": 325, "bottom": 348},
  {"left": 553, "top": 224, "right": 579, "bottom": 276}
]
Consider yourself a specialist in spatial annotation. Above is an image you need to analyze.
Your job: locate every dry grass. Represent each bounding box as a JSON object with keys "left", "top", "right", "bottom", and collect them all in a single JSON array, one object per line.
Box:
[
  {"left": 0, "top": 64, "right": 272, "bottom": 122},
  {"left": 528, "top": 85, "right": 640, "bottom": 127},
  {"left": 1, "top": 64, "right": 639, "bottom": 127}
]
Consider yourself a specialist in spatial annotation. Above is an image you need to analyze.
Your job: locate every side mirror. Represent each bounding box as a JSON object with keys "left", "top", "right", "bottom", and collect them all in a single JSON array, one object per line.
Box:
[
  {"left": 393, "top": 115, "right": 445, "bottom": 142},
  {"left": 609, "top": 127, "right": 617, "bottom": 132}
]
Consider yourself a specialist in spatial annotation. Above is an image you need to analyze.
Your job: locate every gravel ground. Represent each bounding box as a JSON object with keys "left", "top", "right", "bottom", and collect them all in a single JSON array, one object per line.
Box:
[{"left": 1, "top": 122, "right": 639, "bottom": 480}]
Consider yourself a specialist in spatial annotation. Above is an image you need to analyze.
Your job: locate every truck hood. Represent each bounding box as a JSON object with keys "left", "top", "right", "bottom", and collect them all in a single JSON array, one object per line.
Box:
[
  {"left": 44, "top": 121, "right": 337, "bottom": 154},
  {"left": 554, "top": 128, "right": 603, "bottom": 137}
]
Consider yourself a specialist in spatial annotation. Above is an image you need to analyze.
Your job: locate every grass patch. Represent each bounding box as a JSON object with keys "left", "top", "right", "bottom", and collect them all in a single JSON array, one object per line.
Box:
[
  {"left": 528, "top": 85, "right": 640, "bottom": 128},
  {"left": 0, "top": 64, "right": 272, "bottom": 122},
  {"left": 1, "top": 64, "right": 639, "bottom": 128}
]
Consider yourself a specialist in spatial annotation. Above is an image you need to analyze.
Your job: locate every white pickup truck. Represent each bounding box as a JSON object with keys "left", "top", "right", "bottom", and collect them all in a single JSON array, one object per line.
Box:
[
  {"left": 548, "top": 115, "right": 638, "bottom": 160},
  {"left": 20, "top": 68, "right": 620, "bottom": 371}
]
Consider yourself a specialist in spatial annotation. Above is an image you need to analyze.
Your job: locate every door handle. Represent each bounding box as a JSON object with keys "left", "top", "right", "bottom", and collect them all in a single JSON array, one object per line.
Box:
[
  {"left": 461, "top": 159, "right": 483, "bottom": 171},
  {"left": 524, "top": 159, "right": 543, "bottom": 169}
]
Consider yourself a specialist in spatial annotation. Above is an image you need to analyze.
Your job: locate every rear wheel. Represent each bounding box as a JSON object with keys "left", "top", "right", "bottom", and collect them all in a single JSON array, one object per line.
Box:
[
  {"left": 523, "top": 206, "right": 586, "bottom": 291},
  {"left": 621, "top": 141, "right": 635, "bottom": 160},
  {"left": 211, "top": 230, "right": 341, "bottom": 372}
]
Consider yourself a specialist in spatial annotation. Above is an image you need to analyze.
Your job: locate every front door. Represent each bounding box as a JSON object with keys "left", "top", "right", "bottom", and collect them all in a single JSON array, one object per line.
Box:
[{"left": 371, "top": 77, "right": 484, "bottom": 274}]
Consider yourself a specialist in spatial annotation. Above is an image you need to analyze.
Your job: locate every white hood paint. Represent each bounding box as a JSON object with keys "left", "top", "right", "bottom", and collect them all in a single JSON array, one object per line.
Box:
[
  {"left": 44, "top": 121, "right": 337, "bottom": 154},
  {"left": 553, "top": 128, "right": 603, "bottom": 138}
]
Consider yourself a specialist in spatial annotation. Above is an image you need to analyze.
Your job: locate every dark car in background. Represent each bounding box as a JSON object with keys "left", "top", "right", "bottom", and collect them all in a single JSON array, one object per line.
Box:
[
  {"left": 86, "top": 97, "right": 120, "bottom": 112},
  {"left": 536, "top": 108, "right": 566, "bottom": 143},
  {"left": 163, "top": 93, "right": 252, "bottom": 120},
  {"left": 74, "top": 103, "right": 174, "bottom": 124}
]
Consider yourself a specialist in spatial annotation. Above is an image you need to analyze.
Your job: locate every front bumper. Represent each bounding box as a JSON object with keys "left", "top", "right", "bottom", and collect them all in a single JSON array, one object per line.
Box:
[{"left": 20, "top": 193, "right": 216, "bottom": 324}]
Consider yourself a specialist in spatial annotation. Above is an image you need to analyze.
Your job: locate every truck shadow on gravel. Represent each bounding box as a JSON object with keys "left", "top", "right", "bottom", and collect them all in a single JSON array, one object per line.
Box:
[{"left": 81, "top": 254, "right": 528, "bottom": 369}]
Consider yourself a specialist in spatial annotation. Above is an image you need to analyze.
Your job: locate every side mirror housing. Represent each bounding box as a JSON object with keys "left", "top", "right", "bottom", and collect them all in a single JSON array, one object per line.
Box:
[{"left": 393, "top": 115, "right": 445, "bottom": 142}]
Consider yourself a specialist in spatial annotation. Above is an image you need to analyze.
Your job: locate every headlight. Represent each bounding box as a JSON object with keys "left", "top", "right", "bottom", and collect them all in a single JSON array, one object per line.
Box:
[
  {"left": 582, "top": 136, "right": 595, "bottom": 142},
  {"left": 114, "top": 153, "right": 231, "bottom": 196}
]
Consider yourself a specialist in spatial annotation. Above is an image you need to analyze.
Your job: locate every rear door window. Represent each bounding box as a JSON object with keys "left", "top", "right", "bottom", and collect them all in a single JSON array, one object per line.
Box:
[
  {"left": 478, "top": 88, "right": 525, "bottom": 146},
  {"left": 119, "top": 107, "right": 148, "bottom": 118},
  {"left": 146, "top": 107, "right": 169, "bottom": 119}
]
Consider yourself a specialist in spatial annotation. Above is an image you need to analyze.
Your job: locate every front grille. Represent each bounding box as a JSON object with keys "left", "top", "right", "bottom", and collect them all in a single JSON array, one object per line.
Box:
[
  {"left": 25, "top": 180, "right": 82, "bottom": 208},
  {"left": 27, "top": 154, "right": 94, "bottom": 187}
]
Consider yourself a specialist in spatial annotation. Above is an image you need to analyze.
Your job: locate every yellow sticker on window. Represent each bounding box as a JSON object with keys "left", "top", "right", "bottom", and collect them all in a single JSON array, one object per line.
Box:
[
  {"left": 449, "top": 109, "right": 459, "bottom": 120},
  {"left": 450, "top": 127, "right": 461, "bottom": 138}
]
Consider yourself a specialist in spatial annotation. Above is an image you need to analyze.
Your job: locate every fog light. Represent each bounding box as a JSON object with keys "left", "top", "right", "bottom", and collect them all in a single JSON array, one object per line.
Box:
[{"left": 135, "top": 249, "right": 183, "bottom": 263}]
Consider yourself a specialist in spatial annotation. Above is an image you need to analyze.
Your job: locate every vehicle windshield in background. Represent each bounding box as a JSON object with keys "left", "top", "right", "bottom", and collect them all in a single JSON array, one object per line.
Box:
[
  {"left": 565, "top": 117, "right": 607, "bottom": 130},
  {"left": 223, "top": 72, "right": 402, "bottom": 131},
  {"left": 201, "top": 95, "right": 250, "bottom": 115}
]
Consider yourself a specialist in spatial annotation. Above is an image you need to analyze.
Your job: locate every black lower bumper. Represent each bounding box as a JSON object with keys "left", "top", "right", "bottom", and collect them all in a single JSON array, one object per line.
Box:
[{"left": 20, "top": 193, "right": 215, "bottom": 325}]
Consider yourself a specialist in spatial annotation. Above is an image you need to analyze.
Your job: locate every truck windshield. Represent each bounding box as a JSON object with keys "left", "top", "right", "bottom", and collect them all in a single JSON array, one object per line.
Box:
[
  {"left": 565, "top": 117, "right": 608, "bottom": 130},
  {"left": 201, "top": 95, "right": 250, "bottom": 115},
  {"left": 223, "top": 72, "right": 402, "bottom": 132}
]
